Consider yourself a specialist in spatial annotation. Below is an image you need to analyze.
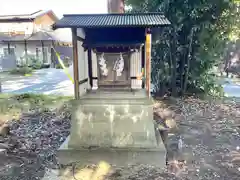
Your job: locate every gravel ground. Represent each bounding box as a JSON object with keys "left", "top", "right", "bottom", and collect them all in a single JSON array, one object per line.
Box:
[{"left": 0, "top": 96, "right": 240, "bottom": 180}]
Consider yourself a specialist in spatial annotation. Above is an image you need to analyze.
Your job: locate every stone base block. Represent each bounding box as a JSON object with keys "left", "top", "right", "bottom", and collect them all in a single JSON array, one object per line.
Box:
[
  {"left": 57, "top": 90, "right": 166, "bottom": 168},
  {"left": 57, "top": 136, "right": 166, "bottom": 168},
  {"left": 68, "top": 90, "right": 165, "bottom": 149}
]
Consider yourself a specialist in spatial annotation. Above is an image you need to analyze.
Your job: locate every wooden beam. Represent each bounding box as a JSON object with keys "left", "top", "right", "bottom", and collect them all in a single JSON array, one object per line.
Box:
[
  {"left": 72, "top": 28, "right": 80, "bottom": 99},
  {"left": 79, "top": 78, "right": 88, "bottom": 85},
  {"left": 77, "top": 36, "right": 84, "bottom": 42}
]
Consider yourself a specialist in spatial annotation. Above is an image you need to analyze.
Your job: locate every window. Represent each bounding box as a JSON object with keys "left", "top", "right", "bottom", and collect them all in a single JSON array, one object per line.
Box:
[{"left": 3, "top": 48, "right": 15, "bottom": 56}]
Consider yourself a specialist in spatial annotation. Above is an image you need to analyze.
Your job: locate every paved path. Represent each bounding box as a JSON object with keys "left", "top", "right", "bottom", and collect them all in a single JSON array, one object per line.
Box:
[
  {"left": 1, "top": 68, "right": 74, "bottom": 96},
  {"left": 218, "top": 77, "right": 240, "bottom": 97},
  {"left": 150, "top": 77, "right": 240, "bottom": 98},
  {"left": 1, "top": 69, "right": 240, "bottom": 97}
]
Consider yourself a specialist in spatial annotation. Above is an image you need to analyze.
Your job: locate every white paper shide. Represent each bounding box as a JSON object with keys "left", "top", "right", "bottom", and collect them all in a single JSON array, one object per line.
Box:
[
  {"left": 98, "top": 53, "right": 108, "bottom": 76},
  {"left": 113, "top": 53, "right": 124, "bottom": 77}
]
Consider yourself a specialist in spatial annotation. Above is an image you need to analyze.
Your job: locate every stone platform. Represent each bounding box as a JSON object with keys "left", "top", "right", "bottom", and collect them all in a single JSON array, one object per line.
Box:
[{"left": 57, "top": 90, "right": 166, "bottom": 167}]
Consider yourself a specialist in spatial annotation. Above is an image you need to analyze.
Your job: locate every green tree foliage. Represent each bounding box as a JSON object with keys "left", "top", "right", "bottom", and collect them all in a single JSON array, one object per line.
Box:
[{"left": 126, "top": 0, "right": 239, "bottom": 97}]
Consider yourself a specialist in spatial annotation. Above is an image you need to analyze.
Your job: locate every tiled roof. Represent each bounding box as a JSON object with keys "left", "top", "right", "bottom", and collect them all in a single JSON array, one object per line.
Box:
[
  {"left": 0, "top": 10, "right": 58, "bottom": 22},
  {"left": 53, "top": 13, "right": 171, "bottom": 29}
]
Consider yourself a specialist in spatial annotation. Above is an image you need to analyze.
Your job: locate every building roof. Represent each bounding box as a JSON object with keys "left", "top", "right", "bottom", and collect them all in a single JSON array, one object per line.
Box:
[
  {"left": 27, "top": 30, "right": 72, "bottom": 42},
  {"left": 0, "top": 30, "right": 72, "bottom": 43},
  {"left": 27, "top": 31, "right": 53, "bottom": 41},
  {"left": 0, "top": 33, "right": 31, "bottom": 41},
  {"left": 0, "top": 33, "right": 11, "bottom": 41},
  {"left": 0, "top": 10, "right": 58, "bottom": 22},
  {"left": 53, "top": 13, "right": 171, "bottom": 29}
]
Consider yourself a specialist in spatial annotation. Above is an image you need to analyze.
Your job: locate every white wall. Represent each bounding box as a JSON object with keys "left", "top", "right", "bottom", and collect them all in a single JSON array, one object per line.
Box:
[
  {"left": 130, "top": 49, "right": 142, "bottom": 89},
  {"left": 0, "top": 22, "right": 34, "bottom": 34},
  {"left": 77, "top": 28, "right": 89, "bottom": 96},
  {"left": 0, "top": 22, "right": 46, "bottom": 35},
  {"left": 92, "top": 51, "right": 98, "bottom": 89}
]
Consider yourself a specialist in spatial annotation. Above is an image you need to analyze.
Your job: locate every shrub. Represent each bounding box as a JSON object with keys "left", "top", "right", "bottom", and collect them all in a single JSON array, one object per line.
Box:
[
  {"left": 10, "top": 67, "right": 33, "bottom": 75},
  {"left": 32, "top": 62, "right": 42, "bottom": 70},
  {"left": 41, "top": 64, "right": 50, "bottom": 69},
  {"left": 55, "top": 64, "right": 63, "bottom": 69}
]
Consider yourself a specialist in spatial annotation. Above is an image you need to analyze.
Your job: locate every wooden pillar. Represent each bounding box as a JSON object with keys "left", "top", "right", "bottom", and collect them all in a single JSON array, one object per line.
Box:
[
  {"left": 41, "top": 40, "right": 45, "bottom": 63},
  {"left": 72, "top": 28, "right": 80, "bottom": 99},
  {"left": 7, "top": 42, "right": 10, "bottom": 54},
  {"left": 87, "top": 49, "right": 93, "bottom": 88},
  {"left": 141, "top": 45, "right": 145, "bottom": 89},
  {"left": 145, "top": 29, "right": 152, "bottom": 97},
  {"left": 24, "top": 40, "right": 28, "bottom": 64},
  {"left": 51, "top": 41, "right": 55, "bottom": 68}
]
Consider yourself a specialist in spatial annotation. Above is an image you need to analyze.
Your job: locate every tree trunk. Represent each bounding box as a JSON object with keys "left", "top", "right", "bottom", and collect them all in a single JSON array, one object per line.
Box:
[
  {"left": 180, "top": 52, "right": 185, "bottom": 95},
  {"left": 183, "top": 28, "right": 195, "bottom": 94},
  {"left": 170, "top": 27, "right": 177, "bottom": 96}
]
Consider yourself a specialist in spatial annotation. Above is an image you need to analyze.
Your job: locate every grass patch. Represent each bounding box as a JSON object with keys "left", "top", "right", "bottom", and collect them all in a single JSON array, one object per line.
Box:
[
  {"left": 10, "top": 67, "right": 33, "bottom": 76},
  {"left": 24, "top": 74, "right": 32, "bottom": 77},
  {"left": 0, "top": 93, "right": 73, "bottom": 123}
]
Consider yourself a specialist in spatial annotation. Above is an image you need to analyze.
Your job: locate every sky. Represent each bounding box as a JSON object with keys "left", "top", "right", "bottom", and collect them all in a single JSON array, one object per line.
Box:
[{"left": 0, "top": 0, "right": 108, "bottom": 17}]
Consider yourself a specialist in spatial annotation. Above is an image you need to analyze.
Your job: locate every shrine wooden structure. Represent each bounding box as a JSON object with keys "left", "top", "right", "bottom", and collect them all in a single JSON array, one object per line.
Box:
[
  {"left": 53, "top": 13, "right": 171, "bottom": 167},
  {"left": 53, "top": 13, "right": 170, "bottom": 99}
]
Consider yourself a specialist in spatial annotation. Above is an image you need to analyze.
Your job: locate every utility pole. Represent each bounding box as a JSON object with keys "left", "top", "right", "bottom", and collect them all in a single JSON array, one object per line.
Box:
[
  {"left": 107, "top": 0, "right": 125, "bottom": 13},
  {"left": 0, "top": 80, "right": 2, "bottom": 93}
]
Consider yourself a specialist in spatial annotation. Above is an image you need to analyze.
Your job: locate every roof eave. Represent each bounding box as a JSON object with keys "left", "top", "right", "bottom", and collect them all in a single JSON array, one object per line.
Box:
[
  {"left": 62, "top": 12, "right": 165, "bottom": 17},
  {"left": 52, "top": 24, "right": 171, "bottom": 30},
  {"left": 0, "top": 18, "right": 34, "bottom": 23}
]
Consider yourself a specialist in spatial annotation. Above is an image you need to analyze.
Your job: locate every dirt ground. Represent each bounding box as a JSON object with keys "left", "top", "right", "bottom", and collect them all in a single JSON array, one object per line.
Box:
[{"left": 0, "top": 95, "right": 240, "bottom": 180}]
